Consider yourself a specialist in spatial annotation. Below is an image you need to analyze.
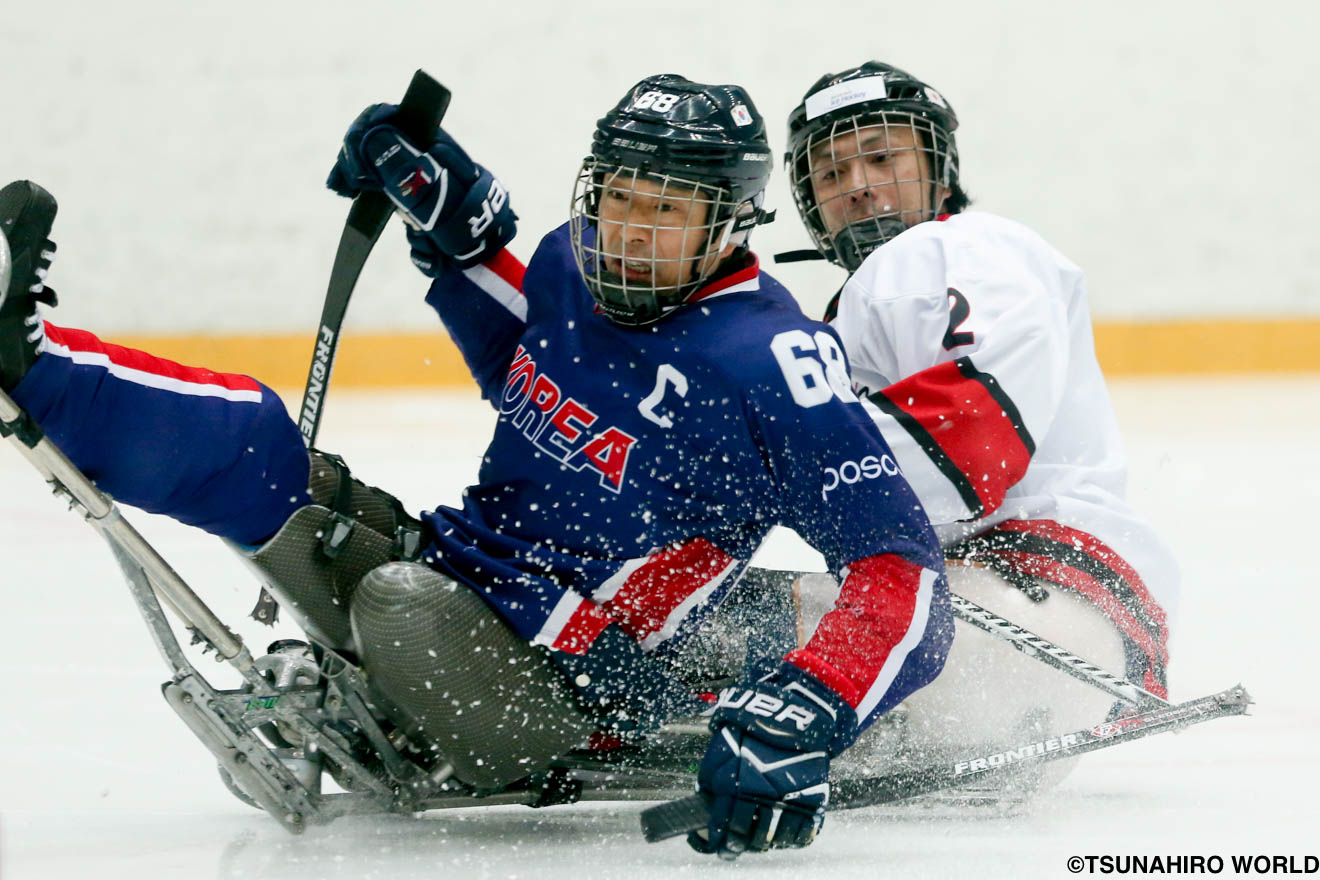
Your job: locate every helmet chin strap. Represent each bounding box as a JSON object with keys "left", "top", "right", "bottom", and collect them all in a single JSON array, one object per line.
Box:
[
  {"left": 773, "top": 248, "right": 826, "bottom": 264},
  {"left": 716, "top": 217, "right": 737, "bottom": 253},
  {"left": 688, "top": 196, "right": 776, "bottom": 290}
]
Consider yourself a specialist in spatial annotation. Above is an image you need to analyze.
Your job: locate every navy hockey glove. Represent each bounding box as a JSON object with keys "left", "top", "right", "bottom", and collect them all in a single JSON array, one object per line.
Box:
[
  {"left": 549, "top": 624, "right": 704, "bottom": 737},
  {"left": 326, "top": 103, "right": 517, "bottom": 271},
  {"left": 689, "top": 664, "right": 857, "bottom": 860}
]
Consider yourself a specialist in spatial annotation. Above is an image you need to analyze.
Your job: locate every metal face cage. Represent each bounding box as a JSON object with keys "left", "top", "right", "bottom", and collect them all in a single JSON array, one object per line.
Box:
[
  {"left": 788, "top": 112, "right": 955, "bottom": 272},
  {"left": 570, "top": 160, "right": 739, "bottom": 327}
]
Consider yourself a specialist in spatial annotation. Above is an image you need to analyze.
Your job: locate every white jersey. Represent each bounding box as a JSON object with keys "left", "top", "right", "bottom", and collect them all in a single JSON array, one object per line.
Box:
[{"left": 831, "top": 210, "right": 1178, "bottom": 695}]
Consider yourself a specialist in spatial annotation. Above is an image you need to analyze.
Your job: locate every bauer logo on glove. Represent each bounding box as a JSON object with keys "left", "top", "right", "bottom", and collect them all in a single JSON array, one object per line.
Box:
[{"left": 715, "top": 686, "right": 820, "bottom": 734}]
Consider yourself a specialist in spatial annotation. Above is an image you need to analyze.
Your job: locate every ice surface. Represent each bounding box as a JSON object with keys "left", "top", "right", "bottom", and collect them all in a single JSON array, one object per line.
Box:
[{"left": 1, "top": 378, "right": 1317, "bottom": 879}]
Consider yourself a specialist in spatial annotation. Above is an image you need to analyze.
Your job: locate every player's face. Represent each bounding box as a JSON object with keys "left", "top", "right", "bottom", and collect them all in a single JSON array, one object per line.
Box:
[
  {"left": 595, "top": 172, "right": 731, "bottom": 291},
  {"left": 808, "top": 121, "right": 947, "bottom": 238}
]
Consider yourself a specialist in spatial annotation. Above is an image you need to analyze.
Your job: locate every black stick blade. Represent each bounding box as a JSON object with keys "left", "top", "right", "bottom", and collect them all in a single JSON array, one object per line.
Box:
[{"left": 640, "top": 794, "right": 708, "bottom": 843}]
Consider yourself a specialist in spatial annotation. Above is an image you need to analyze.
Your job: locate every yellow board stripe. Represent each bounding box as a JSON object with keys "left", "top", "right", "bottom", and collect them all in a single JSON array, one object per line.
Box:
[
  {"left": 1092, "top": 320, "right": 1320, "bottom": 375},
  {"left": 108, "top": 332, "right": 470, "bottom": 389},
  {"left": 108, "top": 319, "right": 1320, "bottom": 388}
]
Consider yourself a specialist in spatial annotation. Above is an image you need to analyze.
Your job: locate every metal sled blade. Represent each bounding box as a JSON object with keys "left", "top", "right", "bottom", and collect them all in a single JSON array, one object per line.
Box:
[{"left": 162, "top": 676, "right": 321, "bottom": 834}]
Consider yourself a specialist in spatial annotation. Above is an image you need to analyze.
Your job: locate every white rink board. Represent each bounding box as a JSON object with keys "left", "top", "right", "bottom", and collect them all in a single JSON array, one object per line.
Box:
[
  {"left": 3, "top": 0, "right": 1318, "bottom": 335},
  {"left": 1, "top": 377, "right": 1317, "bottom": 879}
]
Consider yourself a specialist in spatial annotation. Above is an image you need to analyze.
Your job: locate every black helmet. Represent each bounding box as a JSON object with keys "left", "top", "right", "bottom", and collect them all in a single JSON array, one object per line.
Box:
[
  {"left": 571, "top": 74, "right": 774, "bottom": 326},
  {"left": 785, "top": 62, "right": 962, "bottom": 271}
]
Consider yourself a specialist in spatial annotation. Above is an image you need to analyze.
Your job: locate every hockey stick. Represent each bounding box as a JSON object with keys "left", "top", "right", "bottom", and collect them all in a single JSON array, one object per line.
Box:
[
  {"left": 760, "top": 567, "right": 1167, "bottom": 711},
  {"left": 639, "top": 683, "right": 1252, "bottom": 842},
  {"left": 298, "top": 68, "right": 450, "bottom": 448},
  {"left": 253, "top": 70, "right": 451, "bottom": 625},
  {"left": 947, "top": 592, "right": 1168, "bottom": 710}
]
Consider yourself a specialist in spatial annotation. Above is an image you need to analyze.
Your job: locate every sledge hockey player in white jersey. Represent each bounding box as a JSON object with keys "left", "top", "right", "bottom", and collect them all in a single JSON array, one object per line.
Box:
[
  {"left": 0, "top": 76, "right": 953, "bottom": 858},
  {"left": 779, "top": 61, "right": 1180, "bottom": 780}
]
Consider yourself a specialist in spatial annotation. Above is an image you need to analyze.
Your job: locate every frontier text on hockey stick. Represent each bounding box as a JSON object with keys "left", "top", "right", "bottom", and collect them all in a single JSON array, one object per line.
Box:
[{"left": 953, "top": 733, "right": 1082, "bottom": 775}]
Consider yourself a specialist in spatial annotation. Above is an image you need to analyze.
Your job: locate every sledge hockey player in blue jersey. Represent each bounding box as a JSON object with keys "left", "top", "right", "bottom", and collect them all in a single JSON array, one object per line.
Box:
[{"left": 0, "top": 75, "right": 952, "bottom": 858}]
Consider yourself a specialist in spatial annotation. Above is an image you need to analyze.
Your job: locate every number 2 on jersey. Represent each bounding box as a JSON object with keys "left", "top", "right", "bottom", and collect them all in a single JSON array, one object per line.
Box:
[{"left": 943, "top": 287, "right": 975, "bottom": 349}]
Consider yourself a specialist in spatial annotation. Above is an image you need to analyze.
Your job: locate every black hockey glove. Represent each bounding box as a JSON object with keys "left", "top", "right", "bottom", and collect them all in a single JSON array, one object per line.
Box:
[
  {"left": 688, "top": 663, "right": 857, "bottom": 860},
  {"left": 548, "top": 624, "right": 704, "bottom": 737},
  {"left": 326, "top": 103, "right": 517, "bottom": 272}
]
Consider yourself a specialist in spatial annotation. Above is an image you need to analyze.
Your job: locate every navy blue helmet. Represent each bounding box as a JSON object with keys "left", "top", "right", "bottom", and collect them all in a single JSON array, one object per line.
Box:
[{"left": 571, "top": 74, "right": 774, "bottom": 326}]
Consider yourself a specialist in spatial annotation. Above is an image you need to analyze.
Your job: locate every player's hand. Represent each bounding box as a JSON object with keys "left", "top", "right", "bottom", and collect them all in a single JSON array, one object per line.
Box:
[
  {"left": 548, "top": 624, "right": 703, "bottom": 736},
  {"left": 688, "top": 664, "right": 856, "bottom": 860},
  {"left": 326, "top": 103, "right": 517, "bottom": 271}
]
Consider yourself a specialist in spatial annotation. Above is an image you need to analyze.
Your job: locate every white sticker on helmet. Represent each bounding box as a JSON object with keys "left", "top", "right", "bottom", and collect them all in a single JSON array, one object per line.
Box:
[
  {"left": 804, "top": 76, "right": 890, "bottom": 121},
  {"left": 731, "top": 104, "right": 753, "bottom": 127}
]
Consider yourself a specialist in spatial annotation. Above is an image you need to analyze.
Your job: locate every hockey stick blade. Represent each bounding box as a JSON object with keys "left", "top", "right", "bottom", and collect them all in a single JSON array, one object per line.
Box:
[
  {"left": 640, "top": 684, "right": 1252, "bottom": 843},
  {"left": 831, "top": 683, "right": 1250, "bottom": 809},
  {"left": 298, "top": 69, "right": 451, "bottom": 448}
]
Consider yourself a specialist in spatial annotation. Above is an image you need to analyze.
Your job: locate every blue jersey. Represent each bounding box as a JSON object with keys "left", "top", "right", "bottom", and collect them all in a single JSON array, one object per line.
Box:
[
  {"left": 11, "top": 224, "right": 952, "bottom": 731},
  {"left": 420, "top": 223, "right": 951, "bottom": 724}
]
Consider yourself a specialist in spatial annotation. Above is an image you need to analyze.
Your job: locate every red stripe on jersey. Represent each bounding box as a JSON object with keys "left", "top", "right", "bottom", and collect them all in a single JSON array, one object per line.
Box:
[
  {"left": 994, "top": 550, "right": 1169, "bottom": 699},
  {"left": 784, "top": 649, "right": 862, "bottom": 707},
  {"left": 1142, "top": 666, "right": 1162, "bottom": 696},
  {"left": 550, "top": 599, "right": 614, "bottom": 655},
  {"left": 991, "top": 519, "right": 1168, "bottom": 632},
  {"left": 688, "top": 257, "right": 760, "bottom": 303},
  {"left": 883, "top": 360, "right": 1031, "bottom": 514},
  {"left": 44, "top": 324, "right": 261, "bottom": 392},
  {"left": 599, "top": 538, "right": 734, "bottom": 643},
  {"left": 789, "top": 553, "right": 926, "bottom": 709},
  {"left": 484, "top": 248, "right": 526, "bottom": 293}
]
